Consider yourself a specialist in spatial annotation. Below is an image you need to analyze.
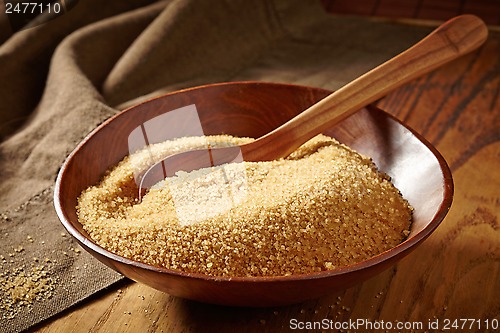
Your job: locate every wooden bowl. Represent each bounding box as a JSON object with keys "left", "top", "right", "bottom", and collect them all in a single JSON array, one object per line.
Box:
[{"left": 54, "top": 82, "right": 453, "bottom": 307}]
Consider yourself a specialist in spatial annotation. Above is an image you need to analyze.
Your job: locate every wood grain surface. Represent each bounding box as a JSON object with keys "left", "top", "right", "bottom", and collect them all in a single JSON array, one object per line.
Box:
[
  {"left": 34, "top": 25, "right": 499, "bottom": 333},
  {"left": 321, "top": 0, "right": 500, "bottom": 26}
]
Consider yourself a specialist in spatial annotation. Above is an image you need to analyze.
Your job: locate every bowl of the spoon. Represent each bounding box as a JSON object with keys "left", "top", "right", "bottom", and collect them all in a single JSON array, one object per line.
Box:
[{"left": 138, "top": 145, "right": 244, "bottom": 199}]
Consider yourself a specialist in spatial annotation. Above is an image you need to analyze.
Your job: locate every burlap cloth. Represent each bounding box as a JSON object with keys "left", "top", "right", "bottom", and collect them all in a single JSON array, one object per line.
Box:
[{"left": 0, "top": 0, "right": 432, "bottom": 331}]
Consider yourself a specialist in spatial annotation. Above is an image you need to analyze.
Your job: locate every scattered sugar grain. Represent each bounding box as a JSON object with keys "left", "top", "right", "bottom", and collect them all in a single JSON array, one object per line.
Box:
[{"left": 0, "top": 264, "right": 57, "bottom": 320}]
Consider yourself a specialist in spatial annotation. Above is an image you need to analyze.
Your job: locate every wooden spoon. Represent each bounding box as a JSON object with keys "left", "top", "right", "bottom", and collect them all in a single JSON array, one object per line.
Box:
[{"left": 139, "top": 15, "right": 487, "bottom": 194}]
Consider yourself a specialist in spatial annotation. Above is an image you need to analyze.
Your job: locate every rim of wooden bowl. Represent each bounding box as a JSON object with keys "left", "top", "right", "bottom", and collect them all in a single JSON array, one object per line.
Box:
[{"left": 54, "top": 81, "right": 454, "bottom": 284}]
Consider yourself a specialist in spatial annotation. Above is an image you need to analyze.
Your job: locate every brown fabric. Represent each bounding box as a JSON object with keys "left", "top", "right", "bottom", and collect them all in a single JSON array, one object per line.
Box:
[{"left": 0, "top": 0, "right": 432, "bottom": 331}]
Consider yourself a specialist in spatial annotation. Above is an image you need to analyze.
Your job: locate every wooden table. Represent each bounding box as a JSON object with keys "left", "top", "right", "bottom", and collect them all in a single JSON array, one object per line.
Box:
[{"left": 33, "top": 23, "right": 499, "bottom": 333}]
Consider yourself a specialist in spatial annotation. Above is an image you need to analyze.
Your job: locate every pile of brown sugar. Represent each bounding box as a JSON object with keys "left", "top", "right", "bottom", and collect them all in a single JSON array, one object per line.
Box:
[{"left": 77, "top": 134, "right": 412, "bottom": 277}]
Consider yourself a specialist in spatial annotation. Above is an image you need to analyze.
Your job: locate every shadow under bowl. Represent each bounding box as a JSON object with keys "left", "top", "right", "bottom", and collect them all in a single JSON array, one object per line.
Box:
[{"left": 54, "top": 81, "right": 453, "bottom": 307}]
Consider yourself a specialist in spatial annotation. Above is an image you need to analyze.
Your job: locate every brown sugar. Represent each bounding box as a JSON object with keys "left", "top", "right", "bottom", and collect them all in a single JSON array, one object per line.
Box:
[
  {"left": 0, "top": 263, "right": 56, "bottom": 320},
  {"left": 77, "top": 134, "right": 412, "bottom": 277}
]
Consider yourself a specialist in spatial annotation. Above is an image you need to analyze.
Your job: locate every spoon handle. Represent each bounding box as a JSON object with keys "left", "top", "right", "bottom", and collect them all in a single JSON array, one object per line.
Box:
[{"left": 244, "top": 15, "right": 488, "bottom": 161}]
